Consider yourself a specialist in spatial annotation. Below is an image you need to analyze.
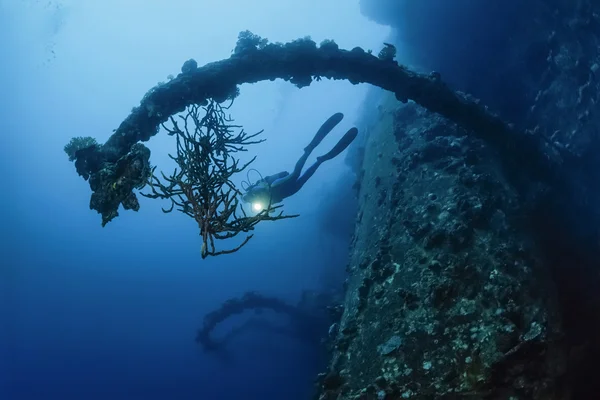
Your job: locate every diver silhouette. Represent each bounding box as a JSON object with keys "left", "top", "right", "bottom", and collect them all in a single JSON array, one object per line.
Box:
[{"left": 241, "top": 112, "right": 358, "bottom": 211}]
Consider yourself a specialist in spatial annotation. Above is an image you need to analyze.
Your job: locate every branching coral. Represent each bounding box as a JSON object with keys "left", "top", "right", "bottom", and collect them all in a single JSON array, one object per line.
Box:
[
  {"left": 140, "top": 99, "right": 296, "bottom": 258},
  {"left": 64, "top": 136, "right": 98, "bottom": 161}
]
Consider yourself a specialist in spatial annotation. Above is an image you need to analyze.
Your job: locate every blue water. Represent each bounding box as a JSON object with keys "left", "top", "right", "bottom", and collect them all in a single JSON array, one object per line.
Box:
[{"left": 0, "top": 1, "right": 384, "bottom": 399}]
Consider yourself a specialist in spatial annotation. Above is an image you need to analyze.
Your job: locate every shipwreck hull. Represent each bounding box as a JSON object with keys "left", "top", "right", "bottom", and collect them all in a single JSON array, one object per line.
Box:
[{"left": 317, "top": 1, "right": 600, "bottom": 398}]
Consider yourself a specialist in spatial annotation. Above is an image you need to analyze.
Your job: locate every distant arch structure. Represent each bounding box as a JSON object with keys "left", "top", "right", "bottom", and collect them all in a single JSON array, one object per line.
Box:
[
  {"left": 65, "top": 30, "right": 567, "bottom": 225},
  {"left": 195, "top": 291, "right": 332, "bottom": 351}
]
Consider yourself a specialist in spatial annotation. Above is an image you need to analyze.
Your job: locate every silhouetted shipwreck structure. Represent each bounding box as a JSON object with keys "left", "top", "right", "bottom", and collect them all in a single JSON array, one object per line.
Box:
[{"left": 195, "top": 291, "right": 334, "bottom": 352}]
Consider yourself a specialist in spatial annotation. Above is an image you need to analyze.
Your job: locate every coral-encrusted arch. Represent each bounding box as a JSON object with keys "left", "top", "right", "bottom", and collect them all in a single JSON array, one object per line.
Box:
[{"left": 68, "top": 31, "right": 563, "bottom": 226}]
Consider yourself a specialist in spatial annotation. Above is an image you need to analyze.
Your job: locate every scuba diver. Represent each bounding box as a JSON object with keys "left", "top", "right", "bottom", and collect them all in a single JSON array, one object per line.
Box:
[{"left": 241, "top": 112, "right": 358, "bottom": 212}]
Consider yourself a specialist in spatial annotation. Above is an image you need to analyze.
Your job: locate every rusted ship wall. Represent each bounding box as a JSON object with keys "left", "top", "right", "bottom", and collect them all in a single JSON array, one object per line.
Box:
[
  {"left": 318, "top": 95, "right": 565, "bottom": 399},
  {"left": 317, "top": 1, "right": 600, "bottom": 398}
]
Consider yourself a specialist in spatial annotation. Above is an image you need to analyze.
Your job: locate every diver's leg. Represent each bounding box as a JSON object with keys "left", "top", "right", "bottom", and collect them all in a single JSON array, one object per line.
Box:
[
  {"left": 285, "top": 150, "right": 311, "bottom": 181},
  {"left": 279, "top": 112, "right": 346, "bottom": 184},
  {"left": 290, "top": 161, "right": 322, "bottom": 196},
  {"left": 271, "top": 154, "right": 323, "bottom": 200},
  {"left": 287, "top": 113, "right": 345, "bottom": 181},
  {"left": 268, "top": 151, "right": 310, "bottom": 198},
  {"left": 316, "top": 127, "right": 358, "bottom": 162},
  {"left": 304, "top": 112, "right": 344, "bottom": 152},
  {"left": 271, "top": 114, "right": 349, "bottom": 200},
  {"left": 275, "top": 127, "right": 359, "bottom": 200}
]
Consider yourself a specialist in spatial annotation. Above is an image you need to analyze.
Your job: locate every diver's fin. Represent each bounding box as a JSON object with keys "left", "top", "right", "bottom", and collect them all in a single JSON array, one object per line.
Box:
[
  {"left": 304, "top": 112, "right": 344, "bottom": 152},
  {"left": 316, "top": 127, "right": 358, "bottom": 162}
]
